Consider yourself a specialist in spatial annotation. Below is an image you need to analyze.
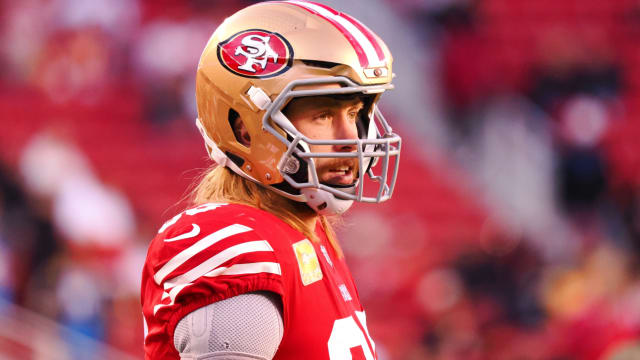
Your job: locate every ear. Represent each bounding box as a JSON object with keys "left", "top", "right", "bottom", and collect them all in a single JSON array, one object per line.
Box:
[{"left": 232, "top": 116, "right": 251, "bottom": 147}]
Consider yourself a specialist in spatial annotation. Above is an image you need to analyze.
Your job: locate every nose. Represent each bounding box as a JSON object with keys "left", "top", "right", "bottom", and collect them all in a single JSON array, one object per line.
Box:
[{"left": 332, "top": 112, "right": 359, "bottom": 152}]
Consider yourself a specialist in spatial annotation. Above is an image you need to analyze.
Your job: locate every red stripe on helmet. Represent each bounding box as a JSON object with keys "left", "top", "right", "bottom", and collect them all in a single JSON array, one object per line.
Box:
[
  {"left": 338, "top": 12, "right": 385, "bottom": 63},
  {"left": 305, "top": 1, "right": 386, "bottom": 63},
  {"left": 281, "top": 1, "right": 370, "bottom": 67}
]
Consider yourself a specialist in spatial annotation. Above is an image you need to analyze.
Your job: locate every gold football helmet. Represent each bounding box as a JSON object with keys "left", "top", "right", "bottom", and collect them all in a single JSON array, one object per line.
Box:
[{"left": 195, "top": 0, "right": 401, "bottom": 214}]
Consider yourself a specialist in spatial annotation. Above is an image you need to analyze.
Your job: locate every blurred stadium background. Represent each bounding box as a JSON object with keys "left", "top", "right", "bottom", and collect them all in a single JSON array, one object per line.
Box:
[{"left": 2, "top": 0, "right": 640, "bottom": 359}]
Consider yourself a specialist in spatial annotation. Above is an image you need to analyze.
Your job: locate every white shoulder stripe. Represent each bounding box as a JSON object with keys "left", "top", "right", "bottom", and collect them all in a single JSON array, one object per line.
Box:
[
  {"left": 153, "top": 224, "right": 253, "bottom": 285},
  {"left": 153, "top": 260, "right": 281, "bottom": 316},
  {"left": 288, "top": 1, "right": 384, "bottom": 67},
  {"left": 203, "top": 261, "right": 282, "bottom": 278},
  {"left": 163, "top": 240, "right": 275, "bottom": 289},
  {"left": 153, "top": 283, "right": 191, "bottom": 315}
]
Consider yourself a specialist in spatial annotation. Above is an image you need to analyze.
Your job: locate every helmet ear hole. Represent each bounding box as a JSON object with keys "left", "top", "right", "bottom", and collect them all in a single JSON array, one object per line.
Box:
[{"left": 228, "top": 108, "right": 251, "bottom": 147}]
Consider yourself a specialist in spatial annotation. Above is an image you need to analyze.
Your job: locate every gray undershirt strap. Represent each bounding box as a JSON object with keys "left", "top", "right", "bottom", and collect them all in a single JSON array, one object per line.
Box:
[{"left": 174, "top": 291, "right": 284, "bottom": 360}]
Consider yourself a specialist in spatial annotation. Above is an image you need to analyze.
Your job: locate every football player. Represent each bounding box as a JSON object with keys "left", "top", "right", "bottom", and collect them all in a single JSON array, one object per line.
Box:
[{"left": 141, "top": 1, "right": 401, "bottom": 359}]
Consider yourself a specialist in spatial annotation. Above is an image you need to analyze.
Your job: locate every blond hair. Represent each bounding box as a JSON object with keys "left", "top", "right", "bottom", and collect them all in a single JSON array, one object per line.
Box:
[{"left": 191, "top": 166, "right": 343, "bottom": 258}]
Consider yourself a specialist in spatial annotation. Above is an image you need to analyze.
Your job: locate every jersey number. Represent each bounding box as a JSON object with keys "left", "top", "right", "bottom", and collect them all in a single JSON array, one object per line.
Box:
[{"left": 327, "top": 311, "right": 376, "bottom": 360}]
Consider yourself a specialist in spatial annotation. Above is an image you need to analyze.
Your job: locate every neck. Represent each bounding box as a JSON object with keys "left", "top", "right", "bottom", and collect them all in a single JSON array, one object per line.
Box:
[
  {"left": 194, "top": 166, "right": 323, "bottom": 241},
  {"left": 299, "top": 210, "right": 318, "bottom": 233},
  {"left": 272, "top": 194, "right": 318, "bottom": 233}
]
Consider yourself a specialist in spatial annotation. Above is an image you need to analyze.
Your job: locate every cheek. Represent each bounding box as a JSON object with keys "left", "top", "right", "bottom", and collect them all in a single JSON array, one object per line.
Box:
[
  {"left": 297, "top": 124, "right": 332, "bottom": 153},
  {"left": 307, "top": 143, "right": 332, "bottom": 153},
  {"left": 302, "top": 126, "right": 331, "bottom": 140}
]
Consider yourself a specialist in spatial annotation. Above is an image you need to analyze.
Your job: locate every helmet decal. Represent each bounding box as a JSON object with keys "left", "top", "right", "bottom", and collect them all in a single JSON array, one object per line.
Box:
[
  {"left": 281, "top": 1, "right": 386, "bottom": 68},
  {"left": 217, "top": 29, "right": 294, "bottom": 78}
]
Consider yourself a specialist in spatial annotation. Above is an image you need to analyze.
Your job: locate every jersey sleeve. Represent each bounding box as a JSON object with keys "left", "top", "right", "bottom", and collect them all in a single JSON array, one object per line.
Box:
[{"left": 141, "top": 203, "right": 285, "bottom": 359}]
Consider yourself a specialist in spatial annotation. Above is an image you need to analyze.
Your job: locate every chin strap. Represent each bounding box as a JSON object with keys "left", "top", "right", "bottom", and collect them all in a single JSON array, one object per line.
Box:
[{"left": 301, "top": 187, "right": 353, "bottom": 215}]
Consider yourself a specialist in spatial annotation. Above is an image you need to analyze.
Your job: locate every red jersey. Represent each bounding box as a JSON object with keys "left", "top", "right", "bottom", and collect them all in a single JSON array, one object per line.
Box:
[{"left": 141, "top": 203, "right": 377, "bottom": 360}]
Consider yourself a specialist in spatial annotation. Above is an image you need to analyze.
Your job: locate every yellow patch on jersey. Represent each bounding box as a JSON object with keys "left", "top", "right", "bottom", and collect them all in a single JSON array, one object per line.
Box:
[{"left": 292, "top": 239, "right": 323, "bottom": 286}]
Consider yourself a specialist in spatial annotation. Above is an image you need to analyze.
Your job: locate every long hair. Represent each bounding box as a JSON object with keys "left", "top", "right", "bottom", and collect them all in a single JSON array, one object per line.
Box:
[{"left": 191, "top": 166, "right": 344, "bottom": 258}]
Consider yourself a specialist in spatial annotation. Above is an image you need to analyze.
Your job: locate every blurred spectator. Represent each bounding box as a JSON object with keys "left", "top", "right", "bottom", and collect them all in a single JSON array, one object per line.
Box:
[
  {"left": 621, "top": 194, "right": 640, "bottom": 264},
  {"left": 528, "top": 30, "right": 622, "bottom": 113},
  {"left": 428, "top": 1, "right": 491, "bottom": 137},
  {"left": 20, "top": 129, "right": 93, "bottom": 199},
  {"left": 20, "top": 129, "right": 136, "bottom": 250},
  {"left": 133, "top": 19, "right": 212, "bottom": 126},
  {"left": 0, "top": 239, "right": 12, "bottom": 303},
  {"left": 56, "top": 262, "right": 106, "bottom": 354},
  {"left": 0, "top": 162, "right": 60, "bottom": 307},
  {"left": 556, "top": 96, "right": 610, "bottom": 218},
  {"left": 0, "top": 0, "right": 53, "bottom": 83},
  {"left": 455, "top": 243, "right": 545, "bottom": 328}
]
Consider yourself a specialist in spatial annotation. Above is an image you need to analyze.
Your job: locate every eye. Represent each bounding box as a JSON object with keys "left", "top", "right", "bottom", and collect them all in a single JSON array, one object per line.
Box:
[
  {"left": 348, "top": 107, "right": 362, "bottom": 121},
  {"left": 313, "top": 111, "right": 332, "bottom": 122}
]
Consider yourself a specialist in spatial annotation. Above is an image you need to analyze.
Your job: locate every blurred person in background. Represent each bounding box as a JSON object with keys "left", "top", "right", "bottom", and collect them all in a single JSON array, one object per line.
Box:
[{"left": 141, "top": 1, "right": 401, "bottom": 359}]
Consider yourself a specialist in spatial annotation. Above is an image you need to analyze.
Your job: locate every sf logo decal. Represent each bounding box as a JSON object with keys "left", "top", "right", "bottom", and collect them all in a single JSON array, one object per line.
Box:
[
  {"left": 235, "top": 34, "right": 278, "bottom": 72},
  {"left": 218, "top": 29, "right": 293, "bottom": 78}
]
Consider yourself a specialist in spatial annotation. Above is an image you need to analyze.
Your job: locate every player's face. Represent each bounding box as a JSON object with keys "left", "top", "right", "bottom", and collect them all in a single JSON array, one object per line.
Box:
[{"left": 285, "top": 96, "right": 363, "bottom": 186}]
